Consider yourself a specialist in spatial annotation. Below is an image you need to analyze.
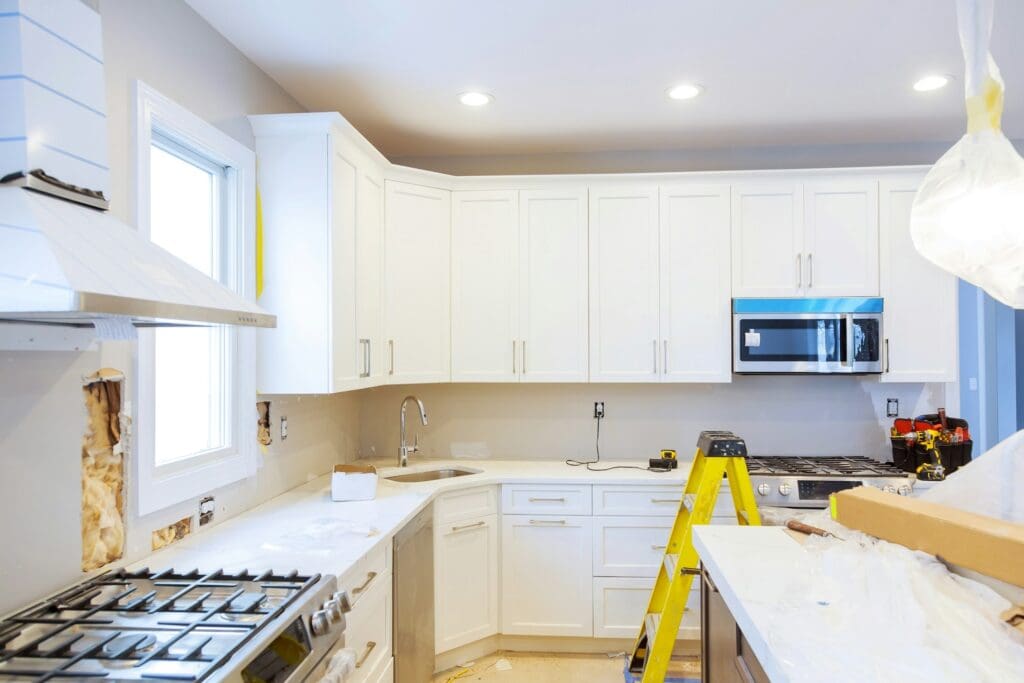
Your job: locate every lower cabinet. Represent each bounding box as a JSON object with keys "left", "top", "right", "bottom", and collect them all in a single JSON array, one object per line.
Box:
[
  {"left": 593, "top": 577, "right": 700, "bottom": 639},
  {"left": 344, "top": 566, "right": 393, "bottom": 683},
  {"left": 434, "top": 513, "right": 499, "bottom": 653},
  {"left": 501, "top": 515, "right": 593, "bottom": 636}
]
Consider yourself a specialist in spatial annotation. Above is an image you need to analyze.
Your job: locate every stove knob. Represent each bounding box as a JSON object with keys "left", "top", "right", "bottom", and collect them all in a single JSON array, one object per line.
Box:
[
  {"left": 897, "top": 485, "right": 912, "bottom": 496},
  {"left": 323, "top": 598, "right": 343, "bottom": 624},
  {"left": 883, "top": 485, "right": 897, "bottom": 494},
  {"left": 332, "top": 591, "right": 353, "bottom": 613},
  {"left": 778, "top": 483, "right": 792, "bottom": 496},
  {"left": 310, "top": 609, "right": 331, "bottom": 637},
  {"left": 756, "top": 483, "right": 771, "bottom": 496}
]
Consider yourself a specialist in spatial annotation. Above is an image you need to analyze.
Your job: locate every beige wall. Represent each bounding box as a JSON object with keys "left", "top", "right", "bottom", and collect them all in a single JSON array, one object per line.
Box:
[
  {"left": 0, "top": 0, "right": 359, "bottom": 616},
  {"left": 358, "top": 380, "right": 946, "bottom": 464}
]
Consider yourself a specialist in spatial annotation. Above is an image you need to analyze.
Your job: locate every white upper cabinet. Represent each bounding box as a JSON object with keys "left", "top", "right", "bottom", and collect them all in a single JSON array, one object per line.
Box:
[
  {"left": 384, "top": 181, "right": 451, "bottom": 384},
  {"left": 879, "top": 175, "right": 958, "bottom": 383},
  {"left": 451, "top": 191, "right": 520, "bottom": 382},
  {"left": 356, "top": 167, "right": 385, "bottom": 385},
  {"left": 803, "top": 179, "right": 879, "bottom": 296},
  {"left": 659, "top": 183, "right": 732, "bottom": 383},
  {"left": 731, "top": 182, "right": 804, "bottom": 297},
  {"left": 733, "top": 179, "right": 880, "bottom": 298},
  {"left": 250, "top": 114, "right": 379, "bottom": 394},
  {"left": 589, "top": 186, "right": 661, "bottom": 382},
  {"left": 519, "top": 189, "right": 589, "bottom": 382}
]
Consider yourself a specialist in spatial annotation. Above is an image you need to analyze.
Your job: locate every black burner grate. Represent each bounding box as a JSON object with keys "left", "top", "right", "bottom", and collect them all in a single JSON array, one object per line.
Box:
[{"left": 745, "top": 455, "right": 905, "bottom": 477}]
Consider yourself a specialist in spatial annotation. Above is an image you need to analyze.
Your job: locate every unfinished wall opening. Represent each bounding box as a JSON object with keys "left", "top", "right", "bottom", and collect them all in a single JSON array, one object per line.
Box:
[{"left": 81, "top": 368, "right": 127, "bottom": 571}]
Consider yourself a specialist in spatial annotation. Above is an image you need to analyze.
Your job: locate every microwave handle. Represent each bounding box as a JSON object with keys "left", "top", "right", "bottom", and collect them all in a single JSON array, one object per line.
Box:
[{"left": 842, "top": 314, "right": 855, "bottom": 368}]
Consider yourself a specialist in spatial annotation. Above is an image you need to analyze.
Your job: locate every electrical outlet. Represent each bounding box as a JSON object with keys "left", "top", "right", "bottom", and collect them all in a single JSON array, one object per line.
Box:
[
  {"left": 886, "top": 398, "right": 899, "bottom": 418},
  {"left": 199, "top": 496, "right": 215, "bottom": 526},
  {"left": 594, "top": 401, "right": 605, "bottom": 419},
  {"left": 280, "top": 415, "right": 288, "bottom": 440}
]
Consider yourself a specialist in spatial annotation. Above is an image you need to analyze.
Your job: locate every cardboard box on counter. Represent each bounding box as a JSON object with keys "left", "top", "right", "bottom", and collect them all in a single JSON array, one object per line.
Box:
[
  {"left": 832, "top": 486, "right": 1024, "bottom": 588},
  {"left": 331, "top": 464, "right": 377, "bottom": 501}
]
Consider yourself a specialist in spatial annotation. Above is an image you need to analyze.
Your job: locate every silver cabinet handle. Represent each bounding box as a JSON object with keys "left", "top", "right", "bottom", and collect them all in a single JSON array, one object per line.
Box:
[
  {"left": 529, "top": 519, "right": 567, "bottom": 525},
  {"left": 653, "top": 339, "right": 658, "bottom": 374},
  {"left": 651, "top": 544, "right": 667, "bottom": 550},
  {"left": 650, "top": 498, "right": 678, "bottom": 503},
  {"left": 885, "top": 338, "right": 891, "bottom": 373},
  {"left": 522, "top": 340, "right": 526, "bottom": 374},
  {"left": 528, "top": 497, "right": 566, "bottom": 502},
  {"left": 808, "top": 253, "right": 813, "bottom": 288},
  {"left": 367, "top": 339, "right": 371, "bottom": 377},
  {"left": 352, "top": 571, "right": 377, "bottom": 595},
  {"left": 359, "top": 339, "right": 370, "bottom": 378},
  {"left": 452, "top": 520, "right": 485, "bottom": 533},
  {"left": 512, "top": 340, "right": 517, "bottom": 374},
  {"left": 388, "top": 339, "right": 395, "bottom": 375},
  {"left": 796, "top": 253, "right": 802, "bottom": 288},
  {"left": 663, "top": 340, "right": 668, "bottom": 375},
  {"left": 355, "top": 641, "right": 377, "bottom": 668}
]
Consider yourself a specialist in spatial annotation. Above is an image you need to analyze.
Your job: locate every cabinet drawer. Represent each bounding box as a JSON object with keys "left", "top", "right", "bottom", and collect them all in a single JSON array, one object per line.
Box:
[
  {"left": 502, "top": 484, "right": 591, "bottom": 515},
  {"left": 593, "top": 577, "right": 699, "bottom": 639},
  {"left": 435, "top": 485, "right": 498, "bottom": 524},
  {"left": 593, "top": 485, "right": 683, "bottom": 516},
  {"left": 339, "top": 543, "right": 389, "bottom": 608},
  {"left": 346, "top": 568, "right": 392, "bottom": 683},
  {"left": 593, "top": 516, "right": 674, "bottom": 577}
]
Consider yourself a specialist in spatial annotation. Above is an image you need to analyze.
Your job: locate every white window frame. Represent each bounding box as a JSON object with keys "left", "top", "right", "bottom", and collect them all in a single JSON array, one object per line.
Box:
[{"left": 132, "top": 81, "right": 258, "bottom": 515}]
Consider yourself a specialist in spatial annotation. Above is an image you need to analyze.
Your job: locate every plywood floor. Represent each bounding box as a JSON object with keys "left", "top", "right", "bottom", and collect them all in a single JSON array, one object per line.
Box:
[{"left": 432, "top": 652, "right": 701, "bottom": 683}]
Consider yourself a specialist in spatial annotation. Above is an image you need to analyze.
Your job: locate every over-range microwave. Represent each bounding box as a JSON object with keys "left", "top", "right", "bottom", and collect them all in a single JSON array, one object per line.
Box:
[{"left": 733, "top": 298, "right": 883, "bottom": 374}]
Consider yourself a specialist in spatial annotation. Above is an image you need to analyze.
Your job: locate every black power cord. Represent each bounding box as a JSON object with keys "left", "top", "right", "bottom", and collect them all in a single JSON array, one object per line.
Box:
[{"left": 565, "top": 414, "right": 671, "bottom": 473}]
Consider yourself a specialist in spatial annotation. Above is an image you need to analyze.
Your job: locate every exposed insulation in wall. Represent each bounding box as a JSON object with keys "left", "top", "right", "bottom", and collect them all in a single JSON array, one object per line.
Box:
[
  {"left": 152, "top": 516, "right": 192, "bottom": 551},
  {"left": 81, "top": 369, "right": 127, "bottom": 571}
]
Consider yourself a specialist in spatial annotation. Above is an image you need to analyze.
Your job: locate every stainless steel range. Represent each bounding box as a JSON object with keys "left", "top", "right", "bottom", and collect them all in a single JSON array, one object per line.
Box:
[
  {"left": 746, "top": 455, "right": 914, "bottom": 509},
  {"left": 0, "top": 568, "right": 347, "bottom": 682}
]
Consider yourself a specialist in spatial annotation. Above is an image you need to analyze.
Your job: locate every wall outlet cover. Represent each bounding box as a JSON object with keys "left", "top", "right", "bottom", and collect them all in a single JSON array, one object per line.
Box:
[
  {"left": 886, "top": 398, "right": 899, "bottom": 418},
  {"left": 594, "top": 401, "right": 605, "bottom": 419}
]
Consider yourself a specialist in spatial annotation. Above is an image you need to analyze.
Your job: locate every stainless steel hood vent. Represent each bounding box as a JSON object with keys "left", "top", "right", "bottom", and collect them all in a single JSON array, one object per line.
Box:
[{"left": 0, "top": 173, "right": 275, "bottom": 329}]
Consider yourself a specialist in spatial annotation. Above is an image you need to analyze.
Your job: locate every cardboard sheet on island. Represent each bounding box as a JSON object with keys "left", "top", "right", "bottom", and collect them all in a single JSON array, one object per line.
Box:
[{"left": 832, "top": 486, "right": 1024, "bottom": 588}]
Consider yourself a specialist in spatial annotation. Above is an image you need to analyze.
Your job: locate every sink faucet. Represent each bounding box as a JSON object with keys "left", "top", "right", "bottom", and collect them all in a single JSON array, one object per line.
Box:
[{"left": 399, "top": 395, "right": 428, "bottom": 467}]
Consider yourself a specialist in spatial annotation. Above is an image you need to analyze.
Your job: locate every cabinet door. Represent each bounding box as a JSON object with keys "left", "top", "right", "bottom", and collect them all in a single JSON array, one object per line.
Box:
[
  {"left": 519, "top": 189, "right": 589, "bottom": 382},
  {"left": 879, "top": 175, "right": 958, "bottom": 382},
  {"left": 451, "top": 191, "right": 519, "bottom": 382},
  {"left": 434, "top": 514, "right": 499, "bottom": 653},
  {"left": 384, "top": 181, "right": 451, "bottom": 383},
  {"left": 501, "top": 515, "right": 593, "bottom": 637},
  {"left": 593, "top": 516, "right": 673, "bottom": 577},
  {"left": 356, "top": 166, "right": 384, "bottom": 386},
  {"left": 731, "top": 182, "right": 803, "bottom": 297},
  {"left": 329, "top": 141, "right": 359, "bottom": 391},
  {"left": 804, "top": 179, "right": 879, "bottom": 296},
  {"left": 660, "top": 183, "right": 732, "bottom": 382},
  {"left": 589, "top": 186, "right": 661, "bottom": 382},
  {"left": 593, "top": 577, "right": 700, "bottom": 640}
]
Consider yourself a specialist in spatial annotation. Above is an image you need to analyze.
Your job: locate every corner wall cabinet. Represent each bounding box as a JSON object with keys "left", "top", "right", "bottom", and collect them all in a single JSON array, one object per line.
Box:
[{"left": 249, "top": 112, "right": 956, "bottom": 391}]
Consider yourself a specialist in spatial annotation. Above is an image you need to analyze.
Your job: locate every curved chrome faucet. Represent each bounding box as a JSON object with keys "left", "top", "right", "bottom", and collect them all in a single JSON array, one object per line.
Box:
[{"left": 399, "top": 395, "right": 428, "bottom": 467}]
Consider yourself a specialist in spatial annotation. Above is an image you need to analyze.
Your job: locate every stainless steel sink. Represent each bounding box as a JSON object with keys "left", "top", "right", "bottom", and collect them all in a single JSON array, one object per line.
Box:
[{"left": 385, "top": 467, "right": 479, "bottom": 483}]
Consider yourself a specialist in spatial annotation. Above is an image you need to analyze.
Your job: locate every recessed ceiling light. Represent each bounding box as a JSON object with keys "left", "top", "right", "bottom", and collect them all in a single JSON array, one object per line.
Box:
[
  {"left": 459, "top": 92, "right": 493, "bottom": 107},
  {"left": 913, "top": 75, "right": 950, "bottom": 92},
  {"left": 667, "top": 83, "right": 703, "bottom": 100}
]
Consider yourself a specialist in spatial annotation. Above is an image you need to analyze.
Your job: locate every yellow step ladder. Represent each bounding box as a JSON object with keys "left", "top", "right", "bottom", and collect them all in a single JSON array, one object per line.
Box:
[{"left": 627, "top": 430, "right": 762, "bottom": 683}]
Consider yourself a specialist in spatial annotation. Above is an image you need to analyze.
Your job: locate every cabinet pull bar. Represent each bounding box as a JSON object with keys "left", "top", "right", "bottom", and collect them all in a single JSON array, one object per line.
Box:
[
  {"left": 451, "top": 521, "right": 486, "bottom": 533},
  {"left": 796, "top": 253, "right": 802, "bottom": 288},
  {"left": 355, "top": 641, "right": 377, "bottom": 668},
  {"left": 388, "top": 339, "right": 395, "bottom": 376},
  {"left": 522, "top": 340, "right": 526, "bottom": 374},
  {"left": 651, "top": 544, "right": 667, "bottom": 550},
  {"left": 352, "top": 571, "right": 377, "bottom": 595},
  {"left": 653, "top": 339, "right": 658, "bottom": 374},
  {"left": 663, "top": 340, "right": 669, "bottom": 375},
  {"left": 529, "top": 519, "right": 567, "bottom": 525},
  {"left": 358, "top": 339, "right": 370, "bottom": 378},
  {"left": 513, "top": 340, "right": 517, "bottom": 374},
  {"left": 650, "top": 498, "right": 678, "bottom": 503},
  {"left": 808, "top": 253, "right": 813, "bottom": 288},
  {"left": 528, "top": 497, "right": 566, "bottom": 502}
]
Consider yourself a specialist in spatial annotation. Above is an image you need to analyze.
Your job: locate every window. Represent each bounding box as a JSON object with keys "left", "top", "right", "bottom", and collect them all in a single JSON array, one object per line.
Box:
[{"left": 134, "top": 82, "right": 257, "bottom": 515}]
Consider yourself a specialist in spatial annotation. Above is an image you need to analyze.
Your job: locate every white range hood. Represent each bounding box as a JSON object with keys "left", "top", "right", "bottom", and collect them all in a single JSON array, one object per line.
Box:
[{"left": 0, "top": 0, "right": 275, "bottom": 329}]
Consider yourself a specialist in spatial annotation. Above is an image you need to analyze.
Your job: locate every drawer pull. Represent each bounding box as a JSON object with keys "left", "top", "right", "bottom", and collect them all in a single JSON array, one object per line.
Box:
[
  {"left": 650, "top": 498, "right": 678, "bottom": 504},
  {"left": 528, "top": 497, "right": 566, "bottom": 502},
  {"left": 451, "top": 521, "right": 485, "bottom": 533},
  {"left": 651, "top": 544, "right": 667, "bottom": 550},
  {"left": 355, "top": 641, "right": 377, "bottom": 668},
  {"left": 352, "top": 571, "right": 377, "bottom": 595},
  {"left": 529, "top": 519, "right": 567, "bottom": 525}
]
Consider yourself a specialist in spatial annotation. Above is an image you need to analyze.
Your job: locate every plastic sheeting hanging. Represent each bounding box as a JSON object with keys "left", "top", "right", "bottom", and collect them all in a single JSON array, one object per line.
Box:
[{"left": 910, "top": 0, "right": 1024, "bottom": 308}]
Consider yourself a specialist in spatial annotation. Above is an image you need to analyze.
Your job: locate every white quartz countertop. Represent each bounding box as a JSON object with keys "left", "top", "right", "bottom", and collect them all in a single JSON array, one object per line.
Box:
[
  {"left": 131, "top": 459, "right": 686, "bottom": 581},
  {"left": 693, "top": 525, "right": 1024, "bottom": 683}
]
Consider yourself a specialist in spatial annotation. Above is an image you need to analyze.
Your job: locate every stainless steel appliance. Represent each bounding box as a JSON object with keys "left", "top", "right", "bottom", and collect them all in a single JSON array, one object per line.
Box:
[
  {"left": 0, "top": 568, "right": 346, "bottom": 682},
  {"left": 393, "top": 505, "right": 434, "bottom": 683},
  {"left": 746, "top": 455, "right": 914, "bottom": 509},
  {"left": 733, "top": 298, "right": 883, "bottom": 374}
]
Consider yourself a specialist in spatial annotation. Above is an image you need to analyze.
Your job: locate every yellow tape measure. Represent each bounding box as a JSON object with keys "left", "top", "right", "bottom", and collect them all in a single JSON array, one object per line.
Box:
[{"left": 659, "top": 449, "right": 677, "bottom": 460}]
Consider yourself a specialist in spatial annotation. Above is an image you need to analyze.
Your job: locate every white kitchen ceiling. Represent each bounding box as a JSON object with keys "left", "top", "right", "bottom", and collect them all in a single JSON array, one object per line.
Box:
[{"left": 184, "top": 0, "right": 1024, "bottom": 159}]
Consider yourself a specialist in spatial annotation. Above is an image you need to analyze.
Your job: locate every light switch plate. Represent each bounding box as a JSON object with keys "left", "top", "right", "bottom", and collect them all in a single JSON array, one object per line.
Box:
[
  {"left": 280, "top": 415, "right": 288, "bottom": 440},
  {"left": 886, "top": 398, "right": 899, "bottom": 418}
]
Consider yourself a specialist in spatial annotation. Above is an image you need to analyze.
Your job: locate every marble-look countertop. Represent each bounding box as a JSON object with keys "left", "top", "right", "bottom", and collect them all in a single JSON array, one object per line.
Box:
[{"left": 131, "top": 459, "right": 687, "bottom": 580}]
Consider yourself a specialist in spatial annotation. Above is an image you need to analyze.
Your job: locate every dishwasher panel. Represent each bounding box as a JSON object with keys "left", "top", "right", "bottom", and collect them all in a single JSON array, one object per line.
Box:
[{"left": 393, "top": 505, "right": 434, "bottom": 683}]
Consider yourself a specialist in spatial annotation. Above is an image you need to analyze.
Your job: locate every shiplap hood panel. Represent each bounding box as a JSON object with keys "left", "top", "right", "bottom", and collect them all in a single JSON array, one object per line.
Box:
[{"left": 0, "top": 0, "right": 274, "bottom": 329}]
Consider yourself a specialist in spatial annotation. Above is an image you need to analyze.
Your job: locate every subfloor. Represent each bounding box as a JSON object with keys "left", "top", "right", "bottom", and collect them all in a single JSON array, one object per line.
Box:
[{"left": 431, "top": 652, "right": 701, "bottom": 683}]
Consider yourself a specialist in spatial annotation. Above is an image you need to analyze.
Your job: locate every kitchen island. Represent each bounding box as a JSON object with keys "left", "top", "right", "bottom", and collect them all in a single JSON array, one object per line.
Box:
[{"left": 693, "top": 525, "right": 1024, "bottom": 682}]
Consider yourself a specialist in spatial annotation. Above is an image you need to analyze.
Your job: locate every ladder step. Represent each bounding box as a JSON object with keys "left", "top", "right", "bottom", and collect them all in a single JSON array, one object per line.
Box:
[
  {"left": 663, "top": 553, "right": 678, "bottom": 577},
  {"left": 644, "top": 612, "right": 661, "bottom": 645}
]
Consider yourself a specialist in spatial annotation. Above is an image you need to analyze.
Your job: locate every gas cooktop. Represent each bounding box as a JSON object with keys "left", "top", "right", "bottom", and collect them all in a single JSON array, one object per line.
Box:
[
  {"left": 744, "top": 455, "right": 912, "bottom": 509},
  {"left": 745, "top": 455, "right": 906, "bottom": 477}
]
